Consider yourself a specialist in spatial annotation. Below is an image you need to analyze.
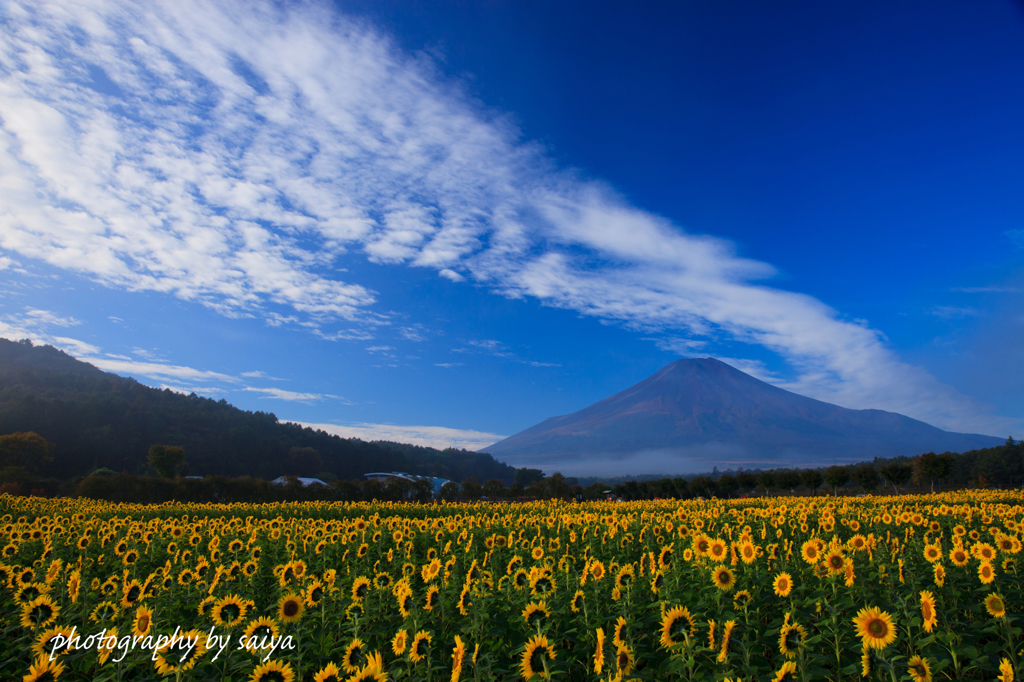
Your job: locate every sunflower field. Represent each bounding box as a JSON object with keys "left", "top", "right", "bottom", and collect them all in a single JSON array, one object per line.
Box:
[{"left": 1, "top": 491, "right": 1022, "bottom": 682}]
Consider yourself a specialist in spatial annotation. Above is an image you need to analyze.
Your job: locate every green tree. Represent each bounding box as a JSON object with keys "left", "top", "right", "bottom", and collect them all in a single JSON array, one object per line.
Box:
[
  {"left": 916, "top": 452, "right": 954, "bottom": 493},
  {"left": 823, "top": 465, "right": 850, "bottom": 496},
  {"left": 147, "top": 444, "right": 187, "bottom": 478},
  {"left": 800, "top": 468, "right": 823, "bottom": 494},
  {"left": 879, "top": 461, "right": 913, "bottom": 494},
  {"left": 776, "top": 470, "right": 801, "bottom": 491},
  {"left": 460, "top": 476, "right": 482, "bottom": 500},
  {"left": 0, "top": 431, "right": 55, "bottom": 473},
  {"left": 514, "top": 468, "right": 545, "bottom": 488},
  {"left": 482, "top": 479, "right": 506, "bottom": 499},
  {"left": 715, "top": 473, "right": 739, "bottom": 498},
  {"left": 438, "top": 481, "right": 460, "bottom": 499},
  {"left": 851, "top": 463, "right": 880, "bottom": 492},
  {"left": 756, "top": 470, "right": 776, "bottom": 495}
]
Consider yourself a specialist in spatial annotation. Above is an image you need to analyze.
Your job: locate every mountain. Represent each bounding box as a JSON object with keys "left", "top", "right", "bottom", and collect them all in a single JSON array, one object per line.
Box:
[
  {"left": 483, "top": 358, "right": 1004, "bottom": 475},
  {"left": 0, "top": 338, "right": 515, "bottom": 483}
]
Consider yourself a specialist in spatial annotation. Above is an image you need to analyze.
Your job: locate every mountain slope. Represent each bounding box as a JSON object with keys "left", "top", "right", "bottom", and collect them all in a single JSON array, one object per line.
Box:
[
  {"left": 0, "top": 338, "right": 515, "bottom": 482},
  {"left": 484, "top": 358, "right": 1003, "bottom": 474}
]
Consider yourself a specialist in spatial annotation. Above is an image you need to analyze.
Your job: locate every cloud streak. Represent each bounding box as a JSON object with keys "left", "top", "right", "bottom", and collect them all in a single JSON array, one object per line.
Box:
[
  {"left": 0, "top": 0, "right": 1014, "bottom": 433},
  {"left": 299, "top": 421, "right": 507, "bottom": 451}
]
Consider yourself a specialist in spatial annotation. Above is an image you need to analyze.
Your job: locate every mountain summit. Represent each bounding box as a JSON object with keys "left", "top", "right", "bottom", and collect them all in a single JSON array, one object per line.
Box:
[{"left": 483, "top": 358, "right": 1002, "bottom": 475}]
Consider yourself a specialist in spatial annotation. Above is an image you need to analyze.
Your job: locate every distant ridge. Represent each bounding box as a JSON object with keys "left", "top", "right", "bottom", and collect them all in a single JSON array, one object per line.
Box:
[{"left": 483, "top": 358, "right": 1003, "bottom": 475}]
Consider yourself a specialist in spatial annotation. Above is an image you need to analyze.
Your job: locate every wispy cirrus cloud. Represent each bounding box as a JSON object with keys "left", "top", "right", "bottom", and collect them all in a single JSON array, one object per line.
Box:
[
  {"left": 244, "top": 387, "right": 346, "bottom": 403},
  {"left": 0, "top": 0, "right": 1014, "bottom": 433},
  {"left": 299, "top": 421, "right": 506, "bottom": 451}
]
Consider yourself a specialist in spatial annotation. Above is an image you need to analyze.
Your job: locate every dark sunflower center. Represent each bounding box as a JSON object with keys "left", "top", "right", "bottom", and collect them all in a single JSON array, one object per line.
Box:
[
  {"left": 222, "top": 604, "right": 241, "bottom": 621},
  {"left": 283, "top": 601, "right": 299, "bottom": 617},
  {"left": 258, "top": 671, "right": 286, "bottom": 682},
  {"left": 867, "top": 619, "right": 887, "bottom": 637},
  {"left": 127, "top": 586, "right": 141, "bottom": 601},
  {"left": 139, "top": 615, "right": 150, "bottom": 630},
  {"left": 530, "top": 647, "right": 545, "bottom": 671},
  {"left": 416, "top": 640, "right": 429, "bottom": 656}
]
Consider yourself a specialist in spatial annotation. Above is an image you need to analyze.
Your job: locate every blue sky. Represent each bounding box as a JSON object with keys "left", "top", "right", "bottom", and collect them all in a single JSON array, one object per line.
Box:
[{"left": 1, "top": 0, "right": 1022, "bottom": 452}]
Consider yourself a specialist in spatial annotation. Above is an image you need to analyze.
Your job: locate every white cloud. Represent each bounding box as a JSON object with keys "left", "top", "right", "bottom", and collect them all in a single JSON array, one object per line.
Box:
[
  {"left": 299, "top": 421, "right": 507, "bottom": 451},
  {"left": 0, "top": 0, "right": 1014, "bottom": 433},
  {"left": 241, "top": 370, "right": 285, "bottom": 380},
  {"left": 399, "top": 325, "right": 427, "bottom": 342},
  {"left": 158, "top": 383, "right": 226, "bottom": 395},
  {"left": 365, "top": 345, "right": 394, "bottom": 353},
  {"left": 84, "top": 357, "right": 239, "bottom": 383},
  {"left": 50, "top": 336, "right": 101, "bottom": 356},
  {"left": 244, "top": 387, "right": 328, "bottom": 402},
  {"left": 435, "top": 362, "right": 464, "bottom": 368}
]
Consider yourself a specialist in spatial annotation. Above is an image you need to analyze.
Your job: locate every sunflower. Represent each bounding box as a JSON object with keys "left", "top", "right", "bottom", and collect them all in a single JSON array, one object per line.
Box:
[
  {"left": 739, "top": 542, "right": 757, "bottom": 564},
  {"left": 410, "top": 631, "right": 431, "bottom": 663},
  {"left": 97, "top": 627, "right": 119, "bottom": 665},
  {"left": 569, "top": 589, "right": 585, "bottom": 613},
  {"left": 531, "top": 546, "right": 544, "bottom": 561},
  {"left": 522, "top": 601, "right": 550, "bottom": 628},
  {"left": 984, "top": 593, "right": 1007, "bottom": 619},
  {"left": 934, "top": 563, "right": 946, "bottom": 587},
  {"left": 908, "top": 655, "right": 933, "bottom": 682},
  {"left": 711, "top": 565, "right": 735, "bottom": 592},
  {"left": 249, "top": 659, "right": 296, "bottom": 682},
  {"left": 352, "top": 576, "right": 371, "bottom": 601},
  {"left": 659, "top": 545, "right": 674, "bottom": 570},
  {"left": 242, "top": 617, "right": 280, "bottom": 654},
  {"left": 589, "top": 560, "right": 606, "bottom": 581},
  {"left": 421, "top": 558, "right": 442, "bottom": 583},
  {"left": 313, "top": 663, "right": 343, "bottom": 682},
  {"left": 919, "top": 591, "right": 937, "bottom": 632},
  {"left": 153, "top": 629, "right": 207, "bottom": 674},
  {"left": 998, "top": 657, "right": 1014, "bottom": 682},
  {"left": 773, "top": 572, "right": 793, "bottom": 597},
  {"left": 89, "top": 601, "right": 119, "bottom": 623},
  {"left": 594, "top": 628, "right": 606, "bottom": 674},
  {"left": 824, "top": 551, "right": 846, "bottom": 575},
  {"left": 978, "top": 561, "right": 995, "bottom": 584},
  {"left": 613, "top": 615, "right": 628, "bottom": 647},
  {"left": 457, "top": 584, "right": 473, "bottom": 616},
  {"left": 451, "top": 635, "right": 467, "bottom": 682},
  {"left": 659, "top": 605, "right": 694, "bottom": 648},
  {"left": 772, "top": 660, "right": 798, "bottom": 681},
  {"left": 520, "top": 634, "right": 555, "bottom": 680},
  {"left": 718, "top": 620, "right": 736, "bottom": 663},
  {"left": 133, "top": 604, "right": 154, "bottom": 638},
  {"left": 732, "top": 590, "right": 753, "bottom": 609},
  {"left": 801, "top": 539, "right": 821, "bottom": 564},
  {"left": 66, "top": 570, "right": 81, "bottom": 604},
  {"left": 973, "top": 542, "right": 997, "bottom": 562},
  {"left": 923, "top": 544, "right": 942, "bottom": 563},
  {"left": 707, "top": 539, "right": 728, "bottom": 563},
  {"left": 343, "top": 638, "right": 367, "bottom": 673},
  {"left": 853, "top": 607, "right": 897, "bottom": 650},
  {"left": 848, "top": 534, "right": 868, "bottom": 552},
  {"left": 778, "top": 621, "right": 806, "bottom": 659},
  {"left": 213, "top": 595, "right": 248, "bottom": 627},
  {"left": 614, "top": 642, "right": 634, "bottom": 676},
  {"left": 950, "top": 547, "right": 970, "bottom": 567},
  {"left": 33, "top": 626, "right": 75, "bottom": 660},
  {"left": 392, "top": 629, "right": 408, "bottom": 656},
  {"left": 614, "top": 564, "right": 634, "bottom": 589},
  {"left": 373, "top": 572, "right": 393, "bottom": 590},
  {"left": 424, "top": 585, "right": 440, "bottom": 611},
  {"left": 277, "top": 594, "right": 304, "bottom": 623},
  {"left": 20, "top": 595, "right": 59, "bottom": 629},
  {"left": 22, "top": 656, "right": 65, "bottom": 682},
  {"left": 16, "top": 583, "right": 47, "bottom": 604}
]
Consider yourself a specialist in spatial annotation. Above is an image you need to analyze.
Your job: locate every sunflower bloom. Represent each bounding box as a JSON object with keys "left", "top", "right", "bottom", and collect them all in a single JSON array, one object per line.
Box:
[
  {"left": 998, "top": 658, "right": 1014, "bottom": 682},
  {"left": 594, "top": 628, "right": 606, "bottom": 674},
  {"left": 249, "top": 660, "right": 296, "bottom": 682},
  {"left": 717, "top": 620, "right": 736, "bottom": 663},
  {"left": 907, "top": 655, "right": 933, "bottom": 682},
  {"left": 919, "top": 591, "right": 937, "bottom": 632},
  {"left": 519, "top": 634, "right": 555, "bottom": 680},
  {"left": 853, "top": 607, "right": 897, "bottom": 650},
  {"left": 984, "top": 593, "right": 1007, "bottom": 618},
  {"left": 773, "top": 572, "right": 793, "bottom": 597}
]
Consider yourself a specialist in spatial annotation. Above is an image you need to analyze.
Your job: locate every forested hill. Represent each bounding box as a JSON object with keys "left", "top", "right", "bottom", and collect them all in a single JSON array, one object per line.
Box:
[{"left": 0, "top": 338, "right": 515, "bottom": 483}]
